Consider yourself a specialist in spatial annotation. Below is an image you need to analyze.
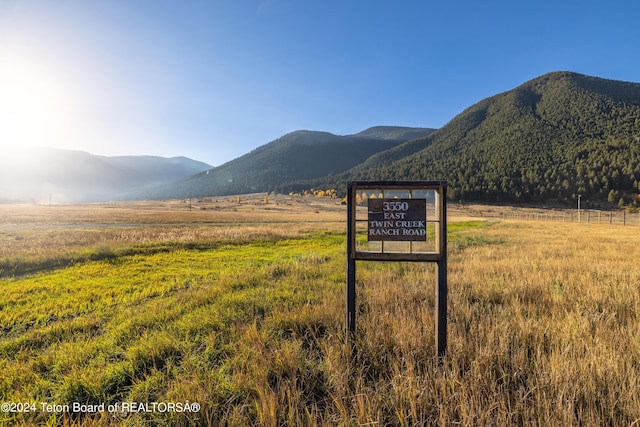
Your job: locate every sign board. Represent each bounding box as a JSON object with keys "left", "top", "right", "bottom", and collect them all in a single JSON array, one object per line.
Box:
[
  {"left": 368, "top": 198, "right": 427, "bottom": 241},
  {"left": 348, "top": 181, "right": 444, "bottom": 262},
  {"left": 346, "top": 180, "right": 448, "bottom": 358}
]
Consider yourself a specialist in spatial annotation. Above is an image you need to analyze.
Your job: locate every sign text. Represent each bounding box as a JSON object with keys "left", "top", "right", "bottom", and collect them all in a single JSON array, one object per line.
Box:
[{"left": 368, "top": 198, "right": 427, "bottom": 241}]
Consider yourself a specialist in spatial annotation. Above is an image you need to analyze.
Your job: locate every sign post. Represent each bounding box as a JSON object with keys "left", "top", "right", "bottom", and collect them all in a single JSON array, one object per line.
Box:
[{"left": 347, "top": 180, "right": 447, "bottom": 357}]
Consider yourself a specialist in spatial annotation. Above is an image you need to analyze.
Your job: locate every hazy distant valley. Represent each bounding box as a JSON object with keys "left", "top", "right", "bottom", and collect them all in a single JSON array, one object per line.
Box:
[{"left": 0, "top": 147, "right": 211, "bottom": 203}]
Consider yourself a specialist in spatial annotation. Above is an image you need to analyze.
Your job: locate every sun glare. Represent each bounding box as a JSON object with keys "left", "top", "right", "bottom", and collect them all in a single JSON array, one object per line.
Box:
[
  {"left": 0, "top": 113, "right": 28, "bottom": 146},
  {"left": 0, "top": 52, "right": 77, "bottom": 159}
]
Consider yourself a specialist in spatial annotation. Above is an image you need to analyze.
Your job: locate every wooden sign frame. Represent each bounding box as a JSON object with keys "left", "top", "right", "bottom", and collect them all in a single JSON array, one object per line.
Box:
[{"left": 346, "top": 180, "right": 448, "bottom": 357}]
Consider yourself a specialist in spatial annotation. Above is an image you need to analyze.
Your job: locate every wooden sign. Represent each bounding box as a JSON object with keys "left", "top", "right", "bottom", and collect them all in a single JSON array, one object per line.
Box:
[
  {"left": 367, "top": 198, "right": 427, "bottom": 241},
  {"left": 347, "top": 180, "right": 448, "bottom": 358}
]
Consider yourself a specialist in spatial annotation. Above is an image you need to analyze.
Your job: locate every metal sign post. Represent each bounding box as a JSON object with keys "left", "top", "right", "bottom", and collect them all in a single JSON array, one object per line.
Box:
[{"left": 346, "top": 180, "right": 447, "bottom": 357}]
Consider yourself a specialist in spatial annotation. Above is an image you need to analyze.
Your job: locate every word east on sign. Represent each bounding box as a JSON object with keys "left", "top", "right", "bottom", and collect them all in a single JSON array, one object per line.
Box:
[{"left": 367, "top": 198, "right": 427, "bottom": 241}]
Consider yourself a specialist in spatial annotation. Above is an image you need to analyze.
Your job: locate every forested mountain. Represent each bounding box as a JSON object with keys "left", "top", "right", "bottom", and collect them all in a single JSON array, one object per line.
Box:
[
  {"left": 137, "top": 127, "right": 435, "bottom": 199},
  {"left": 311, "top": 72, "right": 640, "bottom": 206}
]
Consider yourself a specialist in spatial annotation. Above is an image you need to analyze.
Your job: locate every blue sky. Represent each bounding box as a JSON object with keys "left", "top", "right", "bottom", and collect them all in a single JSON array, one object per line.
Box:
[{"left": 1, "top": 0, "right": 639, "bottom": 166}]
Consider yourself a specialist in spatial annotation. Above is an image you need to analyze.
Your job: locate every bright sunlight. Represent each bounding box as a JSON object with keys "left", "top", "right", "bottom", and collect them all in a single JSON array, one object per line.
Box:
[{"left": 0, "top": 51, "right": 76, "bottom": 158}]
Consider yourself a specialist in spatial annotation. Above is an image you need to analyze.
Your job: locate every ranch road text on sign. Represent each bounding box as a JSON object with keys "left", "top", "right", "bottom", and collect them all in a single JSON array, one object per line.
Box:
[{"left": 368, "top": 198, "right": 427, "bottom": 241}]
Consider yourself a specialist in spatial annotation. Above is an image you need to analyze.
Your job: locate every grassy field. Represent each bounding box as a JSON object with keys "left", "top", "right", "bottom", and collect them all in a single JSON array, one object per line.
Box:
[{"left": 1, "top": 195, "right": 639, "bottom": 426}]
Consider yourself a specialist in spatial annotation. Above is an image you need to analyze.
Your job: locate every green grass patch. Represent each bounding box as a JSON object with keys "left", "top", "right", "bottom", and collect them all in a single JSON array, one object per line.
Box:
[
  {"left": 448, "top": 220, "right": 504, "bottom": 250},
  {"left": 0, "top": 231, "right": 347, "bottom": 425}
]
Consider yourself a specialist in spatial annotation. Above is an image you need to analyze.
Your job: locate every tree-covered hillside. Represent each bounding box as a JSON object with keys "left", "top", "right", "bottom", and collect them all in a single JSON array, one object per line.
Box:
[
  {"left": 140, "top": 127, "right": 435, "bottom": 199},
  {"left": 317, "top": 72, "right": 640, "bottom": 206}
]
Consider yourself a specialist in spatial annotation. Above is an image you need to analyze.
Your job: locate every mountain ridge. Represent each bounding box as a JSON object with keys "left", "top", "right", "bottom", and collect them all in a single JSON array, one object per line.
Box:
[
  {"left": 134, "top": 126, "right": 436, "bottom": 200},
  {"left": 5, "top": 71, "right": 640, "bottom": 206}
]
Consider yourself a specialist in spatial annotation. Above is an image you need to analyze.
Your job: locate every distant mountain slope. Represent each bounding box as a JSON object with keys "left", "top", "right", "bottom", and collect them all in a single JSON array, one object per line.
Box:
[
  {"left": 139, "top": 127, "right": 435, "bottom": 199},
  {"left": 0, "top": 147, "right": 211, "bottom": 203},
  {"left": 319, "top": 72, "right": 640, "bottom": 206},
  {"left": 107, "top": 155, "right": 212, "bottom": 186}
]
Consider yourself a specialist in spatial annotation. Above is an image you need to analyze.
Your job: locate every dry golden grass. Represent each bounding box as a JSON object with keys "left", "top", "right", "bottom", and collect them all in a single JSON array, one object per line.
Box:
[
  {"left": 0, "top": 194, "right": 346, "bottom": 225},
  {"left": 342, "top": 220, "right": 640, "bottom": 425}
]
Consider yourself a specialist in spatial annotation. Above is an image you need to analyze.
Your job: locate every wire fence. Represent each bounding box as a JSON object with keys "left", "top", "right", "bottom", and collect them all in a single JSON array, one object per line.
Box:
[{"left": 500, "top": 209, "right": 640, "bottom": 225}]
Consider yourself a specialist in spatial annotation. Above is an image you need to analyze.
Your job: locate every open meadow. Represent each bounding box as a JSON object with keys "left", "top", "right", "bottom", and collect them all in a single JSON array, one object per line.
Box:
[{"left": 1, "top": 195, "right": 639, "bottom": 426}]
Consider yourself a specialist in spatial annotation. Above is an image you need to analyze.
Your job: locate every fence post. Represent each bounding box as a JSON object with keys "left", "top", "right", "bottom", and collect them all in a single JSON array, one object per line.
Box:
[{"left": 436, "top": 190, "right": 448, "bottom": 358}]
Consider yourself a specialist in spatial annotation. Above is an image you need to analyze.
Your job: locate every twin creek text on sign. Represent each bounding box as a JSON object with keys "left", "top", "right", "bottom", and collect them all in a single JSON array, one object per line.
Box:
[
  {"left": 367, "top": 198, "right": 427, "bottom": 241},
  {"left": 368, "top": 220, "right": 427, "bottom": 236}
]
